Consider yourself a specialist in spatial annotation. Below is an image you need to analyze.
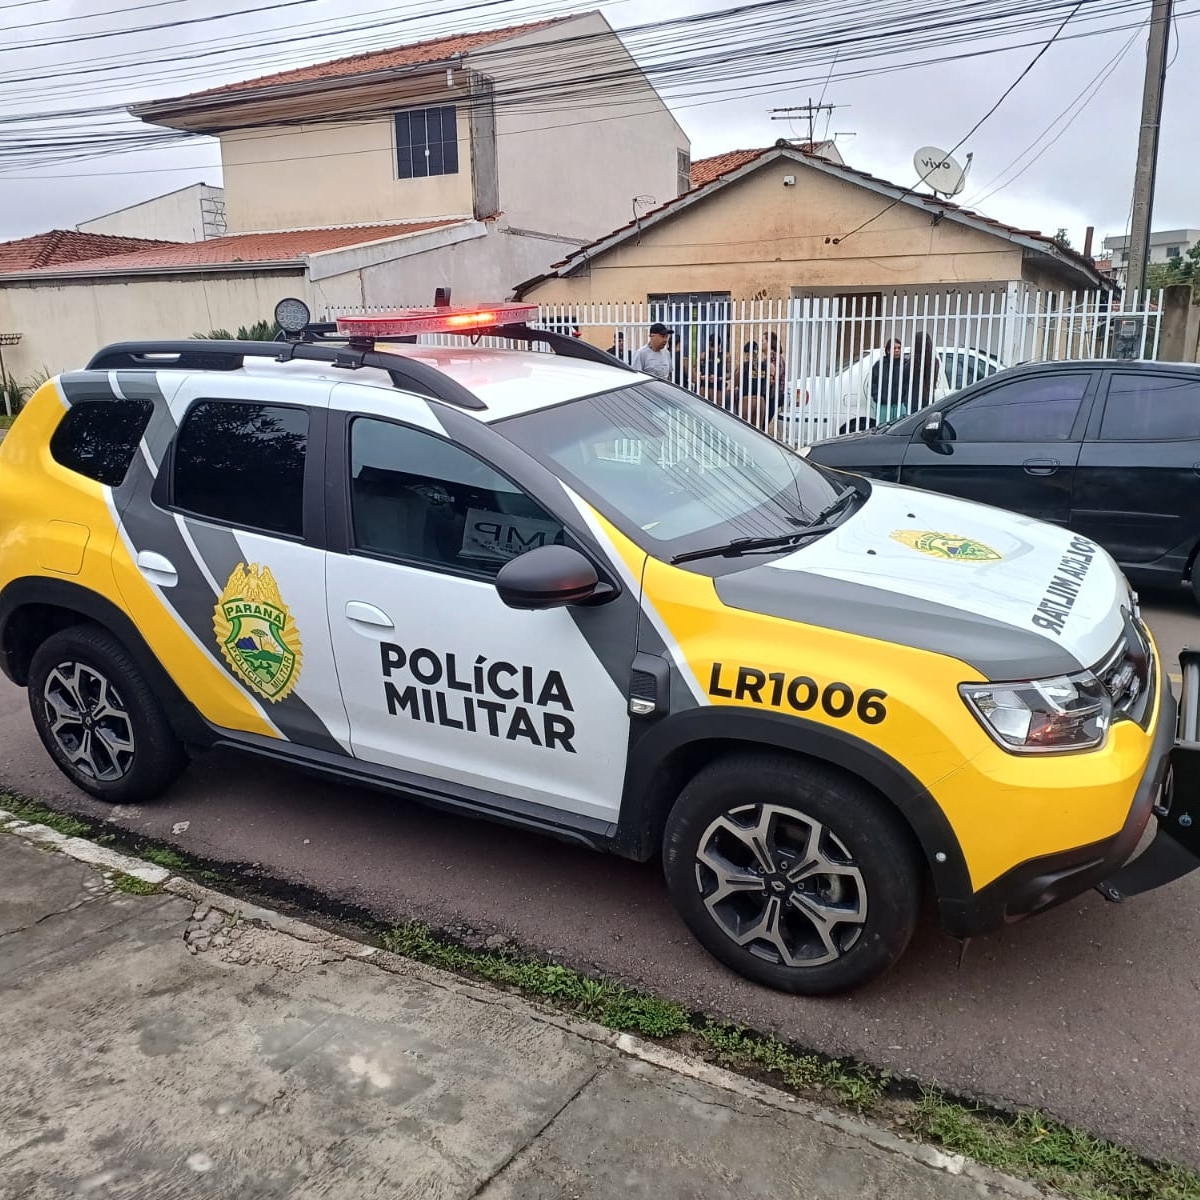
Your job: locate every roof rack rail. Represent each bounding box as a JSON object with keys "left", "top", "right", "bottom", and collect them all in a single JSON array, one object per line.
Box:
[{"left": 85, "top": 339, "right": 488, "bottom": 410}]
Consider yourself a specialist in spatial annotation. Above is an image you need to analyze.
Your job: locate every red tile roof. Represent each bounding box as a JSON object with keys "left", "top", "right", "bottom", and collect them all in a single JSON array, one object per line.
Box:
[
  {"left": 154, "top": 17, "right": 575, "bottom": 106},
  {"left": 0, "top": 230, "right": 182, "bottom": 272},
  {"left": 530, "top": 146, "right": 1102, "bottom": 287},
  {"left": 689, "top": 150, "right": 766, "bottom": 189},
  {"left": 2, "top": 221, "right": 462, "bottom": 276}
]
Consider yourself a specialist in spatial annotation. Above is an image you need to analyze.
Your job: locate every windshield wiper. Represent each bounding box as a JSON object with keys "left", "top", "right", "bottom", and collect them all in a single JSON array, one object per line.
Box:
[
  {"left": 670, "top": 484, "right": 866, "bottom": 566},
  {"left": 806, "top": 483, "right": 863, "bottom": 527},
  {"left": 671, "top": 524, "right": 844, "bottom": 565}
]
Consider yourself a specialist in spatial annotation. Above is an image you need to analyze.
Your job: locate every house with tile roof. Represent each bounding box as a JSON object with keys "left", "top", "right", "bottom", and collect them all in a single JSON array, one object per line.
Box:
[
  {"left": 514, "top": 142, "right": 1107, "bottom": 305},
  {"left": 0, "top": 11, "right": 687, "bottom": 378}
]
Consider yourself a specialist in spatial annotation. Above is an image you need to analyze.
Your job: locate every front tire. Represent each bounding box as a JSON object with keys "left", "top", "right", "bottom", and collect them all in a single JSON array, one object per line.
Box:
[
  {"left": 28, "top": 625, "right": 186, "bottom": 804},
  {"left": 662, "top": 753, "right": 922, "bottom": 995}
]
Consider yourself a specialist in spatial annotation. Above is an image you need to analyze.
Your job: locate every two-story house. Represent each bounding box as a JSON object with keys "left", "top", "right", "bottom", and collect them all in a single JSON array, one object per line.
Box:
[{"left": 0, "top": 11, "right": 689, "bottom": 376}]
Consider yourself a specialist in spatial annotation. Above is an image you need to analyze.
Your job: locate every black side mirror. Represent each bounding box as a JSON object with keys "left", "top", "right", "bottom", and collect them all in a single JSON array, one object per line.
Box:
[
  {"left": 920, "top": 410, "right": 945, "bottom": 443},
  {"left": 494, "top": 545, "right": 616, "bottom": 610}
]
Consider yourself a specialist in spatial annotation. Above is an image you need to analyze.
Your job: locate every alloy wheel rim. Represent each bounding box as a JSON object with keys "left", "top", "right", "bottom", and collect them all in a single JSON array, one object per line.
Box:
[
  {"left": 42, "top": 661, "right": 136, "bottom": 783},
  {"left": 693, "top": 802, "right": 867, "bottom": 967}
]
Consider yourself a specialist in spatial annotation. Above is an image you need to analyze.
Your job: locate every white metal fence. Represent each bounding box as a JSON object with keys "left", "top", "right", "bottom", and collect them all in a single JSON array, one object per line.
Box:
[{"left": 326, "top": 287, "right": 1163, "bottom": 448}]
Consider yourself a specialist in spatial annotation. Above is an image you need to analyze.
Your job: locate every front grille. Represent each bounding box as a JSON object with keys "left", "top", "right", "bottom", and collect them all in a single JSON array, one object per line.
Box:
[{"left": 1094, "top": 614, "right": 1153, "bottom": 728}]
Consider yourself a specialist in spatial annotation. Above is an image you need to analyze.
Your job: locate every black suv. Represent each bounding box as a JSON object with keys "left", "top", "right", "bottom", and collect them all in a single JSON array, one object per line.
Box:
[{"left": 805, "top": 360, "right": 1200, "bottom": 599}]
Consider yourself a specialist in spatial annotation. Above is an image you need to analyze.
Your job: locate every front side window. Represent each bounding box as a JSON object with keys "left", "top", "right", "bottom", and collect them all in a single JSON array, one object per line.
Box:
[
  {"left": 173, "top": 401, "right": 308, "bottom": 537},
  {"left": 1099, "top": 374, "right": 1200, "bottom": 441},
  {"left": 50, "top": 399, "right": 153, "bottom": 487},
  {"left": 943, "top": 374, "right": 1089, "bottom": 442},
  {"left": 395, "top": 105, "right": 459, "bottom": 179},
  {"left": 350, "top": 418, "right": 563, "bottom": 577},
  {"left": 500, "top": 380, "right": 842, "bottom": 562}
]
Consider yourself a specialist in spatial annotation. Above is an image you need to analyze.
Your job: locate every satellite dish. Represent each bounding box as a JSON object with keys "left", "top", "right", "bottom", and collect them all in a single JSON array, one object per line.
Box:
[{"left": 912, "top": 146, "right": 966, "bottom": 197}]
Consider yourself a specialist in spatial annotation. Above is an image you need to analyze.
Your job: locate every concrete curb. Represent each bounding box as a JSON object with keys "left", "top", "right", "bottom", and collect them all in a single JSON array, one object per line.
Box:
[{"left": 0, "top": 809, "right": 1058, "bottom": 1199}]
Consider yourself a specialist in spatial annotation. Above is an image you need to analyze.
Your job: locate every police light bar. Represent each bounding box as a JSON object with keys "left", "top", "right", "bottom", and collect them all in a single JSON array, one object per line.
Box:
[{"left": 335, "top": 303, "right": 540, "bottom": 339}]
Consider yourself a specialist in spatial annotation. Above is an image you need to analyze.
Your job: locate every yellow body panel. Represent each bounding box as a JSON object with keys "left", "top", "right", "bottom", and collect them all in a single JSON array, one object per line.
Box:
[
  {"left": 636, "top": 550, "right": 1158, "bottom": 892},
  {"left": 0, "top": 384, "right": 277, "bottom": 739}
]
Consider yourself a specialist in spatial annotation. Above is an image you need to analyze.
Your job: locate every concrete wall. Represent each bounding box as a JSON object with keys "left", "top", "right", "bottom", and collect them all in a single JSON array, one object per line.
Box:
[
  {"left": 482, "top": 12, "right": 689, "bottom": 242},
  {"left": 310, "top": 225, "right": 583, "bottom": 314},
  {"left": 220, "top": 115, "right": 474, "bottom": 233},
  {"left": 78, "top": 184, "right": 227, "bottom": 242},
  {"left": 0, "top": 271, "right": 307, "bottom": 379},
  {"left": 520, "top": 159, "right": 1039, "bottom": 303}
]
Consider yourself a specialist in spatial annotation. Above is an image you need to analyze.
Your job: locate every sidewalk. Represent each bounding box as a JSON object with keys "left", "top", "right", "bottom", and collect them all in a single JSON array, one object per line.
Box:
[{"left": 0, "top": 818, "right": 1048, "bottom": 1200}]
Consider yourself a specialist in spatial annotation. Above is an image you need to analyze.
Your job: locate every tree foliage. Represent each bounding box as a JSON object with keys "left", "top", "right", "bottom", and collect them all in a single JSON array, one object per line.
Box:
[{"left": 1144, "top": 241, "right": 1200, "bottom": 294}]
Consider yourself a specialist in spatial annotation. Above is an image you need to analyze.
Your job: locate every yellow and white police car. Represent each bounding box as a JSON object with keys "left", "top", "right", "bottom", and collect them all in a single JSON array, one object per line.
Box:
[{"left": 2, "top": 298, "right": 1198, "bottom": 995}]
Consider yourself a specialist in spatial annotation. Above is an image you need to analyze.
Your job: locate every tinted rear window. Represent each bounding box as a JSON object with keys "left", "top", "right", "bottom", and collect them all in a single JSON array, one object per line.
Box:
[
  {"left": 172, "top": 400, "right": 308, "bottom": 538},
  {"left": 1099, "top": 374, "right": 1200, "bottom": 440},
  {"left": 49, "top": 400, "right": 153, "bottom": 487}
]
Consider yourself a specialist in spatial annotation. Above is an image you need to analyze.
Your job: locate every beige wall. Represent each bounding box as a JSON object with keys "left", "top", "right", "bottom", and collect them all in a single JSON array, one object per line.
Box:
[
  {"left": 78, "top": 184, "right": 226, "bottom": 242},
  {"left": 520, "top": 159, "right": 1043, "bottom": 303},
  {"left": 0, "top": 271, "right": 307, "bottom": 380},
  {"left": 220, "top": 115, "right": 474, "bottom": 233},
  {"left": 483, "top": 13, "right": 689, "bottom": 242}
]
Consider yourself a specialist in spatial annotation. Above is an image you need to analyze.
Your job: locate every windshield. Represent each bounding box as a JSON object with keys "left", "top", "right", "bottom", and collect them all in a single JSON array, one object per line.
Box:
[{"left": 500, "top": 380, "right": 853, "bottom": 563}]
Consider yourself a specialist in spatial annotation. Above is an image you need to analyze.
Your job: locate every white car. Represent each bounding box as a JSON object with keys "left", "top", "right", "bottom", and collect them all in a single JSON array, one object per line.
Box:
[{"left": 780, "top": 346, "right": 1006, "bottom": 446}]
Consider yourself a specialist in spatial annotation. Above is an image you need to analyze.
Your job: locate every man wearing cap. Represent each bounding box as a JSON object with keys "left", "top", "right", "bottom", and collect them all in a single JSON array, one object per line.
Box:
[{"left": 632, "top": 322, "right": 673, "bottom": 381}]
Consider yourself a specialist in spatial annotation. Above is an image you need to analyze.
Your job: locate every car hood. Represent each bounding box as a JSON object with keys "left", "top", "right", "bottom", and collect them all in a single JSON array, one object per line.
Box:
[{"left": 713, "top": 481, "right": 1130, "bottom": 680}]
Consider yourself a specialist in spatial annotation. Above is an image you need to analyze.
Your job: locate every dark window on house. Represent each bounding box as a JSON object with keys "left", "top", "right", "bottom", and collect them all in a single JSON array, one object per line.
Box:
[
  {"left": 1099, "top": 374, "right": 1200, "bottom": 441},
  {"left": 1167, "top": 245, "right": 1183, "bottom": 259},
  {"left": 677, "top": 148, "right": 691, "bottom": 195},
  {"left": 395, "top": 106, "right": 459, "bottom": 179},
  {"left": 173, "top": 401, "right": 308, "bottom": 537},
  {"left": 50, "top": 400, "right": 153, "bottom": 487}
]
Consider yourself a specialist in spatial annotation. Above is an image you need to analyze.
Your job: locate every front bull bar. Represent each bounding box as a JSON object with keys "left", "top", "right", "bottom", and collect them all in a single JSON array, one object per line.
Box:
[{"left": 1097, "top": 646, "right": 1200, "bottom": 902}]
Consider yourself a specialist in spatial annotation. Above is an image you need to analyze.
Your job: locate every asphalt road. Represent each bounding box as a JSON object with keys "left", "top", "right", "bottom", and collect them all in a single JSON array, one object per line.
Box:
[{"left": 2, "top": 587, "right": 1198, "bottom": 1170}]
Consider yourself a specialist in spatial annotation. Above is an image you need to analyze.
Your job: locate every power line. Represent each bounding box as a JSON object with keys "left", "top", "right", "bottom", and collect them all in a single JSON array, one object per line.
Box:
[{"left": 832, "top": 0, "right": 1086, "bottom": 245}]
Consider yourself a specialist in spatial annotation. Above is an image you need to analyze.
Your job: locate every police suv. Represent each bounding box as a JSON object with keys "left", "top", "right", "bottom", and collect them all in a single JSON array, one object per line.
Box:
[{"left": 2, "top": 299, "right": 1198, "bottom": 995}]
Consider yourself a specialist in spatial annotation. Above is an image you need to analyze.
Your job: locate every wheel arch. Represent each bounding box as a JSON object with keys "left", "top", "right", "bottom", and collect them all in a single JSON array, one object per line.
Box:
[
  {"left": 612, "top": 706, "right": 972, "bottom": 904},
  {"left": 0, "top": 577, "right": 211, "bottom": 747}
]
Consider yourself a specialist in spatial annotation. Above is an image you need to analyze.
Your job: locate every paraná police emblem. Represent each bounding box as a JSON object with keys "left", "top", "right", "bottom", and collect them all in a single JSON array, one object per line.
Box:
[
  {"left": 890, "top": 530, "right": 1001, "bottom": 562},
  {"left": 213, "top": 562, "right": 302, "bottom": 702}
]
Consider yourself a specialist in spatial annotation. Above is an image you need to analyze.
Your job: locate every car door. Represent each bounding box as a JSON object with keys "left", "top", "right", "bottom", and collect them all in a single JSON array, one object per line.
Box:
[
  {"left": 323, "top": 386, "right": 639, "bottom": 827},
  {"left": 126, "top": 375, "right": 351, "bottom": 754},
  {"left": 1072, "top": 370, "right": 1200, "bottom": 570},
  {"left": 899, "top": 369, "right": 1096, "bottom": 525}
]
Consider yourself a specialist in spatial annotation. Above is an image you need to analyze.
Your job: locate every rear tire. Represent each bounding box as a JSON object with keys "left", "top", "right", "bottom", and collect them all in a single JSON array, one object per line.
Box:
[
  {"left": 28, "top": 624, "right": 186, "bottom": 804},
  {"left": 662, "top": 753, "right": 922, "bottom": 995}
]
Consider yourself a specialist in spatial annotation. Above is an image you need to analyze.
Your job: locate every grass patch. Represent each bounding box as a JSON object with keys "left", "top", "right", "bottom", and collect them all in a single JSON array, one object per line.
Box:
[
  {"left": 1, "top": 794, "right": 92, "bottom": 839},
  {"left": 908, "top": 1091, "right": 1200, "bottom": 1200},
  {"left": 381, "top": 921, "right": 690, "bottom": 1038},
  {"left": 109, "top": 872, "right": 162, "bottom": 895},
  {"left": 0, "top": 414, "right": 15, "bottom": 430},
  {"left": 139, "top": 846, "right": 191, "bottom": 872}
]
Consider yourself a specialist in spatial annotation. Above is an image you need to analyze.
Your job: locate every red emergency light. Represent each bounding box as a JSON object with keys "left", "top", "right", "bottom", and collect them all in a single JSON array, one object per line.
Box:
[{"left": 335, "top": 303, "right": 540, "bottom": 339}]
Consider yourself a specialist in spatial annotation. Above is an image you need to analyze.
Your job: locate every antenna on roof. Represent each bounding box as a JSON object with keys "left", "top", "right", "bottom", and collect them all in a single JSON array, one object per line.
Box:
[{"left": 912, "top": 146, "right": 968, "bottom": 198}]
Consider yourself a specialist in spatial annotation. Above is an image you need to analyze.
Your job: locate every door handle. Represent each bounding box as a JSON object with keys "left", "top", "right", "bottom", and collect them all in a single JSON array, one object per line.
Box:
[
  {"left": 345, "top": 601, "right": 394, "bottom": 630},
  {"left": 135, "top": 549, "right": 178, "bottom": 588},
  {"left": 1023, "top": 458, "right": 1060, "bottom": 476},
  {"left": 1192, "top": 463, "right": 1200, "bottom": 476}
]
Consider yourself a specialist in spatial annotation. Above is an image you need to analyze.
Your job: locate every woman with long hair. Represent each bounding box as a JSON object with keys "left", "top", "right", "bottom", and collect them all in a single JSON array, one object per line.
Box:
[{"left": 906, "top": 332, "right": 941, "bottom": 410}]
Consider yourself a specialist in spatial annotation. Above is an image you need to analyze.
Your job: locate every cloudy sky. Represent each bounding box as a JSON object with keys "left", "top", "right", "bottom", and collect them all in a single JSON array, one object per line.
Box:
[{"left": 1, "top": 0, "right": 1195, "bottom": 251}]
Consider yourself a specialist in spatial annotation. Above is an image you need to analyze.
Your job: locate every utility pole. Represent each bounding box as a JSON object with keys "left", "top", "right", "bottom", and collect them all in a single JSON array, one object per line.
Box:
[
  {"left": 1126, "top": 0, "right": 1173, "bottom": 294},
  {"left": 769, "top": 99, "right": 844, "bottom": 147}
]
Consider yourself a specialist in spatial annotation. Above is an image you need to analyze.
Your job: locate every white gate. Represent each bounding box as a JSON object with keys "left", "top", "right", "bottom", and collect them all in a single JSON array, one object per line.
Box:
[{"left": 325, "top": 287, "right": 1163, "bottom": 448}]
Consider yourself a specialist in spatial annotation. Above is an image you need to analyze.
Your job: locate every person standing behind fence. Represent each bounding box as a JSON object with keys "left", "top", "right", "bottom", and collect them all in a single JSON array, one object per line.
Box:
[
  {"left": 870, "top": 338, "right": 908, "bottom": 423},
  {"left": 905, "top": 332, "right": 941, "bottom": 410},
  {"left": 698, "top": 333, "right": 732, "bottom": 409},
  {"left": 738, "top": 340, "right": 766, "bottom": 427},
  {"left": 632, "top": 322, "right": 673, "bottom": 381}
]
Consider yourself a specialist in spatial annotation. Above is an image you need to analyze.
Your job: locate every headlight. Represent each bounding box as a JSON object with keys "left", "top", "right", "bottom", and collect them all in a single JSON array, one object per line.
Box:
[{"left": 960, "top": 671, "right": 1111, "bottom": 753}]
